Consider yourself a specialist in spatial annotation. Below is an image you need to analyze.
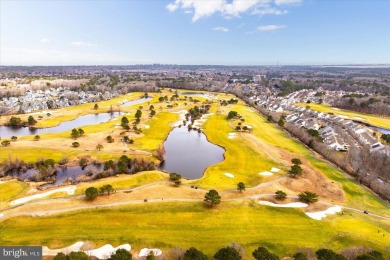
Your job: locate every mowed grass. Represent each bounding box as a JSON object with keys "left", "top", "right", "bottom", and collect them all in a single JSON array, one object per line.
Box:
[
  {"left": 229, "top": 103, "right": 390, "bottom": 213},
  {"left": 193, "top": 113, "right": 284, "bottom": 189},
  {"left": 136, "top": 112, "right": 178, "bottom": 151},
  {"left": 0, "top": 201, "right": 389, "bottom": 258},
  {"left": 296, "top": 102, "right": 390, "bottom": 129},
  {"left": 0, "top": 180, "right": 30, "bottom": 204},
  {"left": 75, "top": 171, "right": 166, "bottom": 194}
]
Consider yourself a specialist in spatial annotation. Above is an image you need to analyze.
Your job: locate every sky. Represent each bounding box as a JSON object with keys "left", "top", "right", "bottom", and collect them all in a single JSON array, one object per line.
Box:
[{"left": 0, "top": 0, "right": 389, "bottom": 66}]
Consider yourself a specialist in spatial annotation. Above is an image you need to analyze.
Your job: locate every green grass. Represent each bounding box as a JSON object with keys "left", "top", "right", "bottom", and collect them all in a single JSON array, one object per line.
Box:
[
  {"left": 0, "top": 180, "right": 30, "bottom": 205},
  {"left": 194, "top": 113, "right": 284, "bottom": 189},
  {"left": 0, "top": 201, "right": 389, "bottom": 258},
  {"left": 75, "top": 171, "right": 166, "bottom": 194},
  {"left": 136, "top": 112, "right": 178, "bottom": 151},
  {"left": 297, "top": 103, "right": 390, "bottom": 129}
]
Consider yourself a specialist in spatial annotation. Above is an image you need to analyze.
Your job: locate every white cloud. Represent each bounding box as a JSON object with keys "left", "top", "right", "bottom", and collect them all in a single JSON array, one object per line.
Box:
[
  {"left": 252, "top": 7, "right": 288, "bottom": 15},
  {"left": 166, "top": 0, "right": 298, "bottom": 21},
  {"left": 257, "top": 24, "right": 286, "bottom": 31},
  {"left": 70, "top": 41, "right": 97, "bottom": 47},
  {"left": 213, "top": 27, "right": 229, "bottom": 32},
  {"left": 40, "top": 38, "right": 51, "bottom": 44},
  {"left": 274, "top": 0, "right": 302, "bottom": 5}
]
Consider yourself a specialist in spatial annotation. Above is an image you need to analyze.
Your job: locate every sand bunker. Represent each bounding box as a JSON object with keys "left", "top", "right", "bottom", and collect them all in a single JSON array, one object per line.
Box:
[
  {"left": 172, "top": 110, "right": 188, "bottom": 127},
  {"left": 259, "top": 201, "right": 308, "bottom": 208},
  {"left": 85, "top": 244, "right": 131, "bottom": 259},
  {"left": 305, "top": 206, "right": 342, "bottom": 220},
  {"left": 224, "top": 173, "right": 235, "bottom": 178},
  {"left": 259, "top": 171, "right": 273, "bottom": 176},
  {"left": 43, "top": 242, "right": 131, "bottom": 259},
  {"left": 332, "top": 108, "right": 340, "bottom": 110},
  {"left": 228, "top": 132, "right": 237, "bottom": 139},
  {"left": 270, "top": 167, "right": 280, "bottom": 173},
  {"left": 353, "top": 117, "right": 365, "bottom": 120},
  {"left": 0, "top": 213, "right": 3, "bottom": 218},
  {"left": 10, "top": 186, "right": 76, "bottom": 206},
  {"left": 138, "top": 248, "right": 163, "bottom": 258},
  {"left": 144, "top": 125, "right": 150, "bottom": 129}
]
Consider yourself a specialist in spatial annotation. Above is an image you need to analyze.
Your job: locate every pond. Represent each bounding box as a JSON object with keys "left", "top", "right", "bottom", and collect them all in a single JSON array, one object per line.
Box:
[
  {"left": 179, "top": 92, "right": 213, "bottom": 99},
  {"left": 0, "top": 112, "right": 121, "bottom": 138},
  {"left": 370, "top": 126, "right": 390, "bottom": 135},
  {"left": 16, "top": 165, "right": 101, "bottom": 185},
  {"left": 0, "top": 97, "right": 152, "bottom": 138},
  {"left": 161, "top": 126, "right": 225, "bottom": 179}
]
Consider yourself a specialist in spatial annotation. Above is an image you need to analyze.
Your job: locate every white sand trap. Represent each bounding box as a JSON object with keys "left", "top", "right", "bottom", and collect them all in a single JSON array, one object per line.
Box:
[
  {"left": 353, "top": 117, "right": 365, "bottom": 120},
  {"left": 228, "top": 132, "right": 237, "bottom": 139},
  {"left": 111, "top": 118, "right": 118, "bottom": 121},
  {"left": 259, "top": 171, "right": 273, "bottom": 176},
  {"left": 305, "top": 206, "right": 342, "bottom": 220},
  {"left": 43, "top": 242, "right": 84, "bottom": 256},
  {"left": 0, "top": 213, "right": 3, "bottom": 218},
  {"left": 270, "top": 167, "right": 280, "bottom": 173},
  {"left": 144, "top": 125, "right": 150, "bottom": 129},
  {"left": 85, "top": 244, "right": 131, "bottom": 259},
  {"left": 332, "top": 108, "right": 340, "bottom": 110},
  {"left": 172, "top": 110, "right": 188, "bottom": 127},
  {"left": 138, "top": 248, "right": 163, "bottom": 257},
  {"left": 10, "top": 186, "right": 76, "bottom": 206},
  {"left": 224, "top": 173, "right": 235, "bottom": 178},
  {"left": 339, "top": 115, "right": 349, "bottom": 118},
  {"left": 259, "top": 201, "right": 308, "bottom": 208},
  {"left": 43, "top": 242, "right": 131, "bottom": 259}
]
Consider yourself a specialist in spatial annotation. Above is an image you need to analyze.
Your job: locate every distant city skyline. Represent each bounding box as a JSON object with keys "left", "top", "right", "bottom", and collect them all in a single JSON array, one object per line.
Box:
[{"left": 1, "top": 0, "right": 389, "bottom": 66}]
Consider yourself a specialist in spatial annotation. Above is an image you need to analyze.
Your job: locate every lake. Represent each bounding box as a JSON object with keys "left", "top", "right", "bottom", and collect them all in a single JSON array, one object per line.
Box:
[{"left": 161, "top": 126, "right": 225, "bottom": 179}]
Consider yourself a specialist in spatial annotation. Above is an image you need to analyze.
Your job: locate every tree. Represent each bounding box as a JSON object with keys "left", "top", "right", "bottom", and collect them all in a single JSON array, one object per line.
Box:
[
  {"left": 267, "top": 115, "right": 273, "bottom": 122},
  {"left": 150, "top": 110, "right": 156, "bottom": 117},
  {"left": 94, "top": 103, "right": 99, "bottom": 110},
  {"left": 235, "top": 126, "right": 241, "bottom": 131},
  {"left": 135, "top": 109, "right": 142, "bottom": 119},
  {"left": 34, "top": 135, "right": 40, "bottom": 141},
  {"left": 214, "top": 247, "right": 241, "bottom": 260},
  {"left": 96, "top": 144, "right": 103, "bottom": 151},
  {"left": 1, "top": 140, "right": 10, "bottom": 146},
  {"left": 11, "top": 136, "right": 17, "bottom": 141},
  {"left": 275, "top": 190, "right": 287, "bottom": 200},
  {"left": 293, "top": 252, "right": 307, "bottom": 260},
  {"left": 101, "top": 184, "right": 114, "bottom": 195},
  {"left": 53, "top": 252, "right": 67, "bottom": 260},
  {"left": 121, "top": 116, "right": 129, "bottom": 128},
  {"left": 316, "top": 249, "right": 346, "bottom": 260},
  {"left": 109, "top": 248, "right": 132, "bottom": 260},
  {"left": 237, "top": 182, "right": 245, "bottom": 193},
  {"left": 298, "top": 191, "right": 319, "bottom": 203},
  {"left": 356, "top": 251, "right": 384, "bottom": 260},
  {"left": 184, "top": 247, "right": 208, "bottom": 260},
  {"left": 85, "top": 187, "right": 99, "bottom": 200},
  {"left": 9, "top": 116, "right": 22, "bottom": 127},
  {"left": 204, "top": 189, "right": 221, "bottom": 207},
  {"left": 72, "top": 142, "right": 80, "bottom": 148},
  {"left": 158, "top": 96, "right": 165, "bottom": 102},
  {"left": 149, "top": 105, "right": 155, "bottom": 110},
  {"left": 227, "top": 111, "right": 238, "bottom": 119},
  {"left": 291, "top": 158, "right": 302, "bottom": 165},
  {"left": 44, "top": 159, "right": 55, "bottom": 167},
  {"left": 146, "top": 251, "right": 156, "bottom": 260},
  {"left": 106, "top": 135, "right": 114, "bottom": 143},
  {"left": 252, "top": 247, "right": 279, "bottom": 260},
  {"left": 278, "top": 117, "right": 285, "bottom": 127},
  {"left": 288, "top": 164, "right": 303, "bottom": 178},
  {"left": 71, "top": 128, "right": 80, "bottom": 139},
  {"left": 28, "top": 115, "right": 37, "bottom": 125},
  {"left": 68, "top": 251, "right": 90, "bottom": 260},
  {"left": 170, "top": 173, "right": 182, "bottom": 186},
  {"left": 78, "top": 128, "right": 85, "bottom": 136}
]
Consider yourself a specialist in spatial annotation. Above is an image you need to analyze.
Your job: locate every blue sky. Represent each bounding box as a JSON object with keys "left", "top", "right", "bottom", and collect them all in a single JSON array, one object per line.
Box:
[{"left": 1, "top": 0, "right": 389, "bottom": 65}]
